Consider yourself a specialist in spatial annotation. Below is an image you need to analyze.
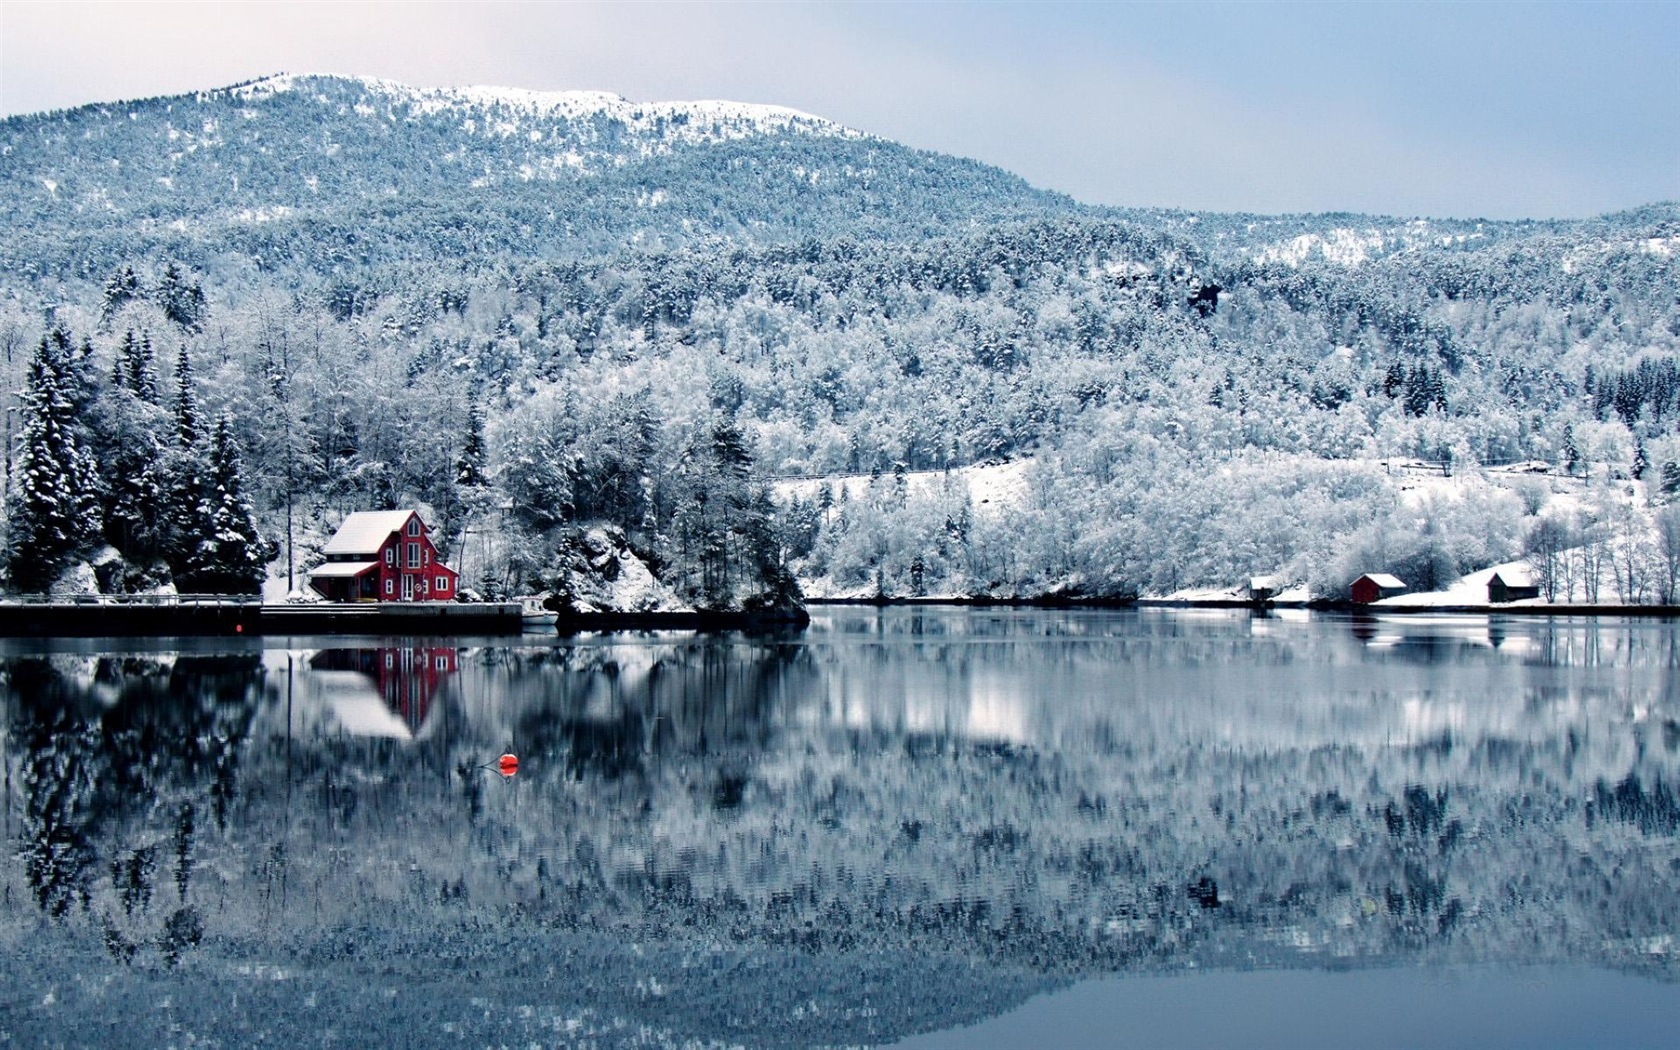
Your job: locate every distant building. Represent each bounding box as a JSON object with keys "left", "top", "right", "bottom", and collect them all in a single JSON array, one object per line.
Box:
[
  {"left": 307, "top": 510, "right": 458, "bottom": 602},
  {"left": 1249, "top": 576, "right": 1280, "bottom": 602},
  {"left": 1487, "top": 570, "right": 1540, "bottom": 604},
  {"left": 1350, "top": 573, "right": 1407, "bottom": 604}
]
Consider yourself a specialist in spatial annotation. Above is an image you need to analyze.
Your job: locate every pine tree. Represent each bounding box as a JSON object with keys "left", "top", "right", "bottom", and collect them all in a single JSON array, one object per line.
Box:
[
  {"left": 1634, "top": 441, "right": 1650, "bottom": 481},
  {"left": 5, "top": 335, "right": 104, "bottom": 590},
  {"left": 174, "top": 344, "right": 198, "bottom": 448},
  {"left": 175, "top": 414, "right": 270, "bottom": 594},
  {"left": 156, "top": 263, "right": 206, "bottom": 332},
  {"left": 101, "top": 265, "right": 142, "bottom": 321},
  {"left": 134, "top": 333, "right": 158, "bottom": 405},
  {"left": 455, "top": 396, "right": 487, "bottom": 487},
  {"left": 1562, "top": 424, "right": 1581, "bottom": 475},
  {"left": 105, "top": 432, "right": 169, "bottom": 563}
]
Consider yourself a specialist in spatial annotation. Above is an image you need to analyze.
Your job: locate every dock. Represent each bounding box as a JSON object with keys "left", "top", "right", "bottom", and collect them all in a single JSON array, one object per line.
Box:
[{"left": 0, "top": 596, "right": 524, "bottom": 637}]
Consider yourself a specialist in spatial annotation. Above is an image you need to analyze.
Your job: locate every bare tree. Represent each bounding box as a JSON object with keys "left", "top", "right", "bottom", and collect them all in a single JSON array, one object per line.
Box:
[
  {"left": 1655, "top": 505, "right": 1680, "bottom": 605},
  {"left": 1526, "top": 517, "right": 1568, "bottom": 602},
  {"left": 1578, "top": 519, "right": 1607, "bottom": 604}
]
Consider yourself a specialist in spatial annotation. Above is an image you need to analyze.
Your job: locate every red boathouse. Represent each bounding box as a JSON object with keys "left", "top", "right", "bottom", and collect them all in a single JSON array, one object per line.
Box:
[{"left": 307, "top": 510, "right": 459, "bottom": 602}]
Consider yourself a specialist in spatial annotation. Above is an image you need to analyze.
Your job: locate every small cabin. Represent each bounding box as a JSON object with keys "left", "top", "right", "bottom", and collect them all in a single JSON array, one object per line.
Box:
[
  {"left": 1249, "top": 575, "right": 1280, "bottom": 602},
  {"left": 1350, "top": 573, "right": 1407, "bottom": 604},
  {"left": 1487, "top": 570, "right": 1540, "bottom": 604},
  {"left": 307, "top": 510, "right": 458, "bottom": 603}
]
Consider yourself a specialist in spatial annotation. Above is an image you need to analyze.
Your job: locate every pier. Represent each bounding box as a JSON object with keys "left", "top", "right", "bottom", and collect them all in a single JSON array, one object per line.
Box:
[{"left": 0, "top": 595, "right": 524, "bottom": 637}]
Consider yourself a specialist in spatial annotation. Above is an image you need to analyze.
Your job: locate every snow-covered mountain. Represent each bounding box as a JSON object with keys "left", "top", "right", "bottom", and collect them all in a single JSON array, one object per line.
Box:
[
  {"left": 0, "top": 76, "right": 1677, "bottom": 605},
  {"left": 2, "top": 73, "right": 1076, "bottom": 278}
]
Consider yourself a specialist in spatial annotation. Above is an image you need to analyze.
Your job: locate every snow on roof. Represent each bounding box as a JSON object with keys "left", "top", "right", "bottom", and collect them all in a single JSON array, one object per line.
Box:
[
  {"left": 322, "top": 511, "right": 418, "bottom": 555},
  {"left": 1360, "top": 573, "right": 1407, "bottom": 589},
  {"left": 1488, "top": 568, "right": 1535, "bottom": 587},
  {"left": 306, "top": 560, "right": 379, "bottom": 578}
]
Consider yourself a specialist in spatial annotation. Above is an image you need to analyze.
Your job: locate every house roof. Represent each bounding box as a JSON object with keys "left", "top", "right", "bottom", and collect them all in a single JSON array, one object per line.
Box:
[
  {"left": 1489, "top": 569, "right": 1535, "bottom": 588},
  {"left": 1359, "top": 573, "right": 1406, "bottom": 589},
  {"left": 322, "top": 511, "right": 419, "bottom": 556},
  {"left": 306, "top": 560, "right": 379, "bottom": 579}
]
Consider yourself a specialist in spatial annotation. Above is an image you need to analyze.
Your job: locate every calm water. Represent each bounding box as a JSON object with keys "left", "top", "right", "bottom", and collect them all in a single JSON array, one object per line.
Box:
[{"left": 1, "top": 608, "right": 1676, "bottom": 1047}]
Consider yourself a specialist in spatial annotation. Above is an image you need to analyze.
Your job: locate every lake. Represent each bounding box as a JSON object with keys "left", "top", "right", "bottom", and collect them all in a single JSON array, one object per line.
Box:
[{"left": 1, "top": 607, "right": 1676, "bottom": 1047}]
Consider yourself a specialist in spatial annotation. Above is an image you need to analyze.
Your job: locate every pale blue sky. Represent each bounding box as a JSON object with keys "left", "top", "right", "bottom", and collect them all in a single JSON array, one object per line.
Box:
[{"left": 2, "top": 0, "right": 1674, "bottom": 219}]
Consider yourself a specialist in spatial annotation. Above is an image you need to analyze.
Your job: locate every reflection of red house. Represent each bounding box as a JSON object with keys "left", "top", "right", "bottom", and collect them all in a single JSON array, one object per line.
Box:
[
  {"left": 307, "top": 510, "right": 458, "bottom": 602},
  {"left": 312, "top": 647, "right": 458, "bottom": 735}
]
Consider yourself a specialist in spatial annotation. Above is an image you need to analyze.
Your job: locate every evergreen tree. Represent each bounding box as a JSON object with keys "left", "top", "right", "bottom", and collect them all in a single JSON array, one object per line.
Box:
[
  {"left": 104, "top": 432, "right": 169, "bottom": 564},
  {"left": 112, "top": 330, "right": 157, "bottom": 403},
  {"left": 1562, "top": 424, "right": 1581, "bottom": 475},
  {"left": 1634, "top": 441, "right": 1650, "bottom": 481},
  {"left": 101, "top": 265, "right": 142, "bottom": 321},
  {"left": 173, "top": 344, "right": 198, "bottom": 448},
  {"left": 134, "top": 333, "right": 158, "bottom": 405},
  {"left": 455, "top": 396, "right": 487, "bottom": 487},
  {"left": 156, "top": 264, "right": 206, "bottom": 332},
  {"left": 175, "top": 414, "right": 270, "bottom": 594},
  {"left": 5, "top": 334, "right": 104, "bottom": 590},
  {"left": 1661, "top": 461, "right": 1680, "bottom": 501}
]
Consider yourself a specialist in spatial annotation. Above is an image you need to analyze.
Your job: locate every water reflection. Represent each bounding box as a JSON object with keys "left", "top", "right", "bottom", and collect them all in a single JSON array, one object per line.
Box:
[
  {"left": 1, "top": 611, "right": 1676, "bottom": 1046},
  {"left": 308, "top": 646, "right": 458, "bottom": 739}
]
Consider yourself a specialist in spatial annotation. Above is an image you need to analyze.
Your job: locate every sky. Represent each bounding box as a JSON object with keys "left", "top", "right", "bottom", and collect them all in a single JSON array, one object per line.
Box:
[{"left": 1, "top": 0, "right": 1675, "bottom": 220}]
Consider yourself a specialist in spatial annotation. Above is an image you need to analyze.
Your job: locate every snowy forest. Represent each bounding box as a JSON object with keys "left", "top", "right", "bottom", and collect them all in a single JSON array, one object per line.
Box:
[{"left": 2, "top": 74, "right": 1678, "bottom": 602}]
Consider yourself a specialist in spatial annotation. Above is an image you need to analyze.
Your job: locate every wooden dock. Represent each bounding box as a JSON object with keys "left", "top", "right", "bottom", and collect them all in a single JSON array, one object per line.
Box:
[{"left": 0, "top": 596, "right": 523, "bottom": 637}]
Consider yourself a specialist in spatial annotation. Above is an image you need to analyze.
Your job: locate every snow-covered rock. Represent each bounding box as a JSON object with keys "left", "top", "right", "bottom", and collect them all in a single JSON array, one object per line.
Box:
[{"left": 554, "top": 526, "right": 691, "bottom": 614}]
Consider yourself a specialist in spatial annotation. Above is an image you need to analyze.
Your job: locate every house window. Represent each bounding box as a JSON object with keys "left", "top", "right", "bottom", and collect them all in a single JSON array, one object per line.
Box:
[
  {"left": 407, "top": 518, "right": 421, "bottom": 537},
  {"left": 384, "top": 547, "right": 395, "bottom": 566},
  {"left": 435, "top": 656, "right": 449, "bottom": 671},
  {"left": 406, "top": 543, "right": 421, "bottom": 568},
  {"left": 435, "top": 575, "right": 449, "bottom": 590},
  {"left": 384, "top": 579, "right": 393, "bottom": 596}
]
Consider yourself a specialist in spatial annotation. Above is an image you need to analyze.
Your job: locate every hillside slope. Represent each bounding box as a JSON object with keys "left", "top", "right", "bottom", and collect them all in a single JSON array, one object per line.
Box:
[
  {"left": 0, "top": 77, "right": 1676, "bottom": 602},
  {"left": 2, "top": 74, "right": 1079, "bottom": 281}
]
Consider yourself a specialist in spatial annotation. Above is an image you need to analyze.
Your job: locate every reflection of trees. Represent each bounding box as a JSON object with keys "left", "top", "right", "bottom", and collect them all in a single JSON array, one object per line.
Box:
[
  {"left": 5, "top": 654, "right": 259, "bottom": 965},
  {"left": 5, "top": 627, "right": 1680, "bottom": 991},
  {"left": 506, "top": 637, "right": 810, "bottom": 794}
]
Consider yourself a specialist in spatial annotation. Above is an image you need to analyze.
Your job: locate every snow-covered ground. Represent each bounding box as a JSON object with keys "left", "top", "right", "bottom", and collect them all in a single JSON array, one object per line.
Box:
[
  {"left": 1374, "top": 560, "right": 1540, "bottom": 608},
  {"left": 773, "top": 459, "right": 1031, "bottom": 519}
]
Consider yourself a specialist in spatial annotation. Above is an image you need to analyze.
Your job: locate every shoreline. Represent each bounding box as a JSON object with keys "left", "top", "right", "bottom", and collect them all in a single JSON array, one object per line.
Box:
[
  {"left": 808, "top": 595, "right": 1680, "bottom": 617},
  {"left": 5, "top": 595, "right": 1677, "bottom": 638},
  {"left": 0, "top": 599, "right": 814, "bottom": 638}
]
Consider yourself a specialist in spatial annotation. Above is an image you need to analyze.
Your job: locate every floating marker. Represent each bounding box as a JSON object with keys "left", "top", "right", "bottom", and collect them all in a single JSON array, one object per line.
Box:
[{"left": 497, "top": 753, "right": 518, "bottom": 777}]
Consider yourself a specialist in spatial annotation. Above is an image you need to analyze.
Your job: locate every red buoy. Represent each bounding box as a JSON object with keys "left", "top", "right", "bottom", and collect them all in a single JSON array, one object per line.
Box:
[{"left": 497, "top": 753, "right": 518, "bottom": 777}]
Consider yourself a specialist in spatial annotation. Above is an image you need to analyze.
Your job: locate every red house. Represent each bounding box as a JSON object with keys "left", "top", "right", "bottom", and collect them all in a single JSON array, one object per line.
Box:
[
  {"left": 1350, "top": 573, "right": 1407, "bottom": 604},
  {"left": 307, "top": 510, "right": 459, "bottom": 602}
]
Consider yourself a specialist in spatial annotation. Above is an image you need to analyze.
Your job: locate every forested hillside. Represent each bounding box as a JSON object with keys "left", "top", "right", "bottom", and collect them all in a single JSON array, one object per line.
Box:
[{"left": 1, "top": 75, "right": 1676, "bottom": 601}]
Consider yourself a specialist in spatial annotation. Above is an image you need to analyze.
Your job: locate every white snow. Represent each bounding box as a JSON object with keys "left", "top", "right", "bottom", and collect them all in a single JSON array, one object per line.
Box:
[
  {"left": 773, "top": 459, "right": 1032, "bottom": 519},
  {"left": 223, "top": 74, "right": 862, "bottom": 147},
  {"left": 562, "top": 527, "right": 691, "bottom": 614},
  {"left": 321, "top": 510, "right": 419, "bottom": 555},
  {"left": 1374, "top": 560, "right": 1536, "bottom": 608},
  {"left": 1256, "top": 228, "right": 1387, "bottom": 268}
]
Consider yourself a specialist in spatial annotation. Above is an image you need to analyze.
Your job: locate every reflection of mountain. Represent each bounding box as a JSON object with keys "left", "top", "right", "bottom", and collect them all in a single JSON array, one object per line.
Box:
[{"left": 1, "top": 612, "right": 1677, "bottom": 1045}]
